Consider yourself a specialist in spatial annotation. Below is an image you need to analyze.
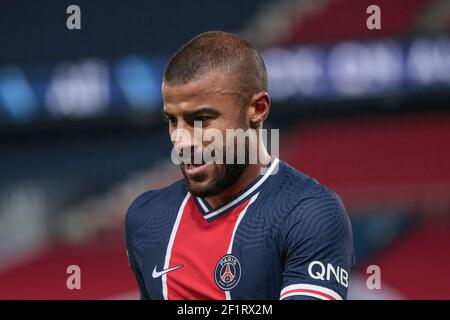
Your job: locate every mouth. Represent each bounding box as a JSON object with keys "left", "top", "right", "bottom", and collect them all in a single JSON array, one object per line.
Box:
[{"left": 183, "top": 162, "right": 209, "bottom": 178}]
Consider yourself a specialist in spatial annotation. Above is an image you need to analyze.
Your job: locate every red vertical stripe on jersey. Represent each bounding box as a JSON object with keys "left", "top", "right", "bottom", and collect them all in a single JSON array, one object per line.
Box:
[{"left": 166, "top": 197, "right": 250, "bottom": 300}]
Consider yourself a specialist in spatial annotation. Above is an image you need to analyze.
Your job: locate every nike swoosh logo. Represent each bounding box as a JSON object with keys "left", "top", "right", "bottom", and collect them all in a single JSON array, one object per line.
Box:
[{"left": 152, "top": 265, "right": 183, "bottom": 278}]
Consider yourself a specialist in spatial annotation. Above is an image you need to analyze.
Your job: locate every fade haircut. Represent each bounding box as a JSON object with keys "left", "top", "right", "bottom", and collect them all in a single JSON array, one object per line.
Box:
[{"left": 163, "top": 31, "right": 268, "bottom": 104}]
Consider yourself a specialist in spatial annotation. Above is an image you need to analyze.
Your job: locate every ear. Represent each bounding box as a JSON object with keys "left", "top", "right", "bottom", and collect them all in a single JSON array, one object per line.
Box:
[{"left": 248, "top": 92, "right": 270, "bottom": 129}]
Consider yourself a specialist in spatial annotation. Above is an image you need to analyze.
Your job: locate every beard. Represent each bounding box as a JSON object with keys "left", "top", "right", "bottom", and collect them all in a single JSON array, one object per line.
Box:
[
  {"left": 180, "top": 139, "right": 250, "bottom": 198},
  {"left": 181, "top": 162, "right": 248, "bottom": 197}
]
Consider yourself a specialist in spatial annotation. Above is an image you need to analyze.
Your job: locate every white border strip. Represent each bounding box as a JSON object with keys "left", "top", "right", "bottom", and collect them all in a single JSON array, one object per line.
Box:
[
  {"left": 280, "top": 284, "right": 343, "bottom": 300},
  {"left": 196, "top": 197, "right": 209, "bottom": 213},
  {"left": 226, "top": 193, "right": 259, "bottom": 254},
  {"left": 162, "top": 193, "right": 190, "bottom": 300},
  {"left": 225, "top": 192, "right": 259, "bottom": 300},
  {"left": 204, "top": 158, "right": 279, "bottom": 220}
]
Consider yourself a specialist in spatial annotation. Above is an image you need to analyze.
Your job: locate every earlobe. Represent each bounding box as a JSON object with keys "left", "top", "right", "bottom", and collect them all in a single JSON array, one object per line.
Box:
[
  {"left": 250, "top": 118, "right": 260, "bottom": 129},
  {"left": 249, "top": 112, "right": 264, "bottom": 129},
  {"left": 247, "top": 103, "right": 261, "bottom": 129}
]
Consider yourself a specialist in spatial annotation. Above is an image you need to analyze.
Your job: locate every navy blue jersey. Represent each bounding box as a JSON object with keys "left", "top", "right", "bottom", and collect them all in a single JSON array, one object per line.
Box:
[{"left": 125, "top": 158, "right": 355, "bottom": 300}]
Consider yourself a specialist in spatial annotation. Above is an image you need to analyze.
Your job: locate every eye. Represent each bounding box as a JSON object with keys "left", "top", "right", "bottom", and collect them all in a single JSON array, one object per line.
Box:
[
  {"left": 164, "top": 115, "right": 177, "bottom": 126},
  {"left": 192, "top": 116, "right": 211, "bottom": 126},
  {"left": 193, "top": 116, "right": 205, "bottom": 122}
]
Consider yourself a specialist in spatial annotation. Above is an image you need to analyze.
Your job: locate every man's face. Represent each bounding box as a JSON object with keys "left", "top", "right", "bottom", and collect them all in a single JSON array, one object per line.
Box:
[{"left": 162, "top": 71, "right": 250, "bottom": 197}]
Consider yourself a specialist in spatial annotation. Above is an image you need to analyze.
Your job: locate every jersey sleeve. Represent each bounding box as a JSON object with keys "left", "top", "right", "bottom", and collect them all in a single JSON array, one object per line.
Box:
[
  {"left": 280, "top": 191, "right": 355, "bottom": 300},
  {"left": 125, "top": 196, "right": 152, "bottom": 300},
  {"left": 126, "top": 247, "right": 151, "bottom": 300}
]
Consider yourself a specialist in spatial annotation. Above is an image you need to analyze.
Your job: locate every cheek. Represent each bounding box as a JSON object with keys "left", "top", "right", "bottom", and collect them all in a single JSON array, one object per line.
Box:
[{"left": 201, "top": 123, "right": 226, "bottom": 145}]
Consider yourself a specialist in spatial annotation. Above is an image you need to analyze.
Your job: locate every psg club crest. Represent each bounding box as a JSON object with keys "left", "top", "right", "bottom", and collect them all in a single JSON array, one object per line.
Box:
[{"left": 214, "top": 254, "right": 241, "bottom": 291}]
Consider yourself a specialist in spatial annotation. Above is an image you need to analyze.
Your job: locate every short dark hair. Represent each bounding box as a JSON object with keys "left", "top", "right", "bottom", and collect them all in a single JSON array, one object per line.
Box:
[{"left": 163, "top": 31, "right": 268, "bottom": 103}]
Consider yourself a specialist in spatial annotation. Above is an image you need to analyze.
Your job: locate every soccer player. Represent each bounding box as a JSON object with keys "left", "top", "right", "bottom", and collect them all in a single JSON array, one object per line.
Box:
[{"left": 125, "top": 31, "right": 355, "bottom": 300}]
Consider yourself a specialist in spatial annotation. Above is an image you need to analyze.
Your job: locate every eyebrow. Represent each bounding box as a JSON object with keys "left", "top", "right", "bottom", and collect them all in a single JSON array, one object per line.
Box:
[
  {"left": 162, "top": 110, "right": 174, "bottom": 118},
  {"left": 162, "top": 107, "right": 221, "bottom": 118},
  {"left": 188, "top": 107, "right": 221, "bottom": 117}
]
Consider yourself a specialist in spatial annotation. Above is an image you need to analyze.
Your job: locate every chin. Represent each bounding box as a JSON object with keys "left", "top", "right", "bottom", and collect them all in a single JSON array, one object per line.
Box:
[
  {"left": 183, "top": 174, "right": 213, "bottom": 197},
  {"left": 181, "top": 164, "right": 214, "bottom": 196},
  {"left": 186, "top": 183, "right": 215, "bottom": 198}
]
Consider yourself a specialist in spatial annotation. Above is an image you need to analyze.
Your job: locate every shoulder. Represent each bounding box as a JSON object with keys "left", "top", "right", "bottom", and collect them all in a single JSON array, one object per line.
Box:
[
  {"left": 277, "top": 162, "right": 355, "bottom": 272},
  {"left": 277, "top": 161, "right": 351, "bottom": 240},
  {"left": 124, "top": 179, "right": 187, "bottom": 234},
  {"left": 276, "top": 161, "right": 344, "bottom": 208}
]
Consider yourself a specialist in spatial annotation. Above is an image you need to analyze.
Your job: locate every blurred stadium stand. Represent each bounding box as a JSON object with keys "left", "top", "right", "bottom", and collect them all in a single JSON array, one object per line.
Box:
[
  {"left": 285, "top": 0, "right": 432, "bottom": 43},
  {"left": 0, "top": 0, "right": 449, "bottom": 299}
]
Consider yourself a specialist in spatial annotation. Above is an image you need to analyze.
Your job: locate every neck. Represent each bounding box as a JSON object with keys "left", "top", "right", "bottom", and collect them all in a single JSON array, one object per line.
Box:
[{"left": 204, "top": 143, "right": 272, "bottom": 210}]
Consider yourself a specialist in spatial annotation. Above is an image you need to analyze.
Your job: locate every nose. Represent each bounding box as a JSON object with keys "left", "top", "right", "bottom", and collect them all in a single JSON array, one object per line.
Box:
[
  {"left": 172, "top": 128, "right": 193, "bottom": 158},
  {"left": 171, "top": 125, "right": 203, "bottom": 163}
]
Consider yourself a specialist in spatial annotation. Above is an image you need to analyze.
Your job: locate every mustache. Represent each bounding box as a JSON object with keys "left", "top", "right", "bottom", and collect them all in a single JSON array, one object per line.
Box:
[{"left": 177, "top": 146, "right": 220, "bottom": 164}]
